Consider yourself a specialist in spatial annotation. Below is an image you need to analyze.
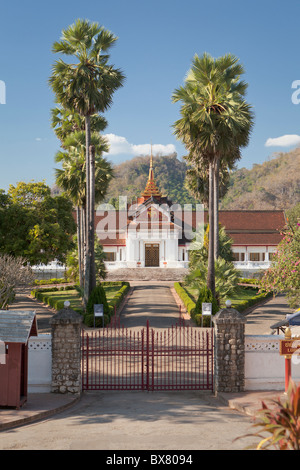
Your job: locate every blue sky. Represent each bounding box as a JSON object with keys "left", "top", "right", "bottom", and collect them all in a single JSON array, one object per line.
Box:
[{"left": 0, "top": 0, "right": 300, "bottom": 191}]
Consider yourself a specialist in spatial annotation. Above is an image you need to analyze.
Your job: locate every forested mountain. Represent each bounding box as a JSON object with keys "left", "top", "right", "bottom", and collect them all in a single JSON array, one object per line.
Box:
[
  {"left": 104, "top": 149, "right": 300, "bottom": 210},
  {"left": 220, "top": 148, "right": 300, "bottom": 210},
  {"left": 53, "top": 148, "right": 300, "bottom": 210},
  {"left": 104, "top": 153, "right": 196, "bottom": 206}
]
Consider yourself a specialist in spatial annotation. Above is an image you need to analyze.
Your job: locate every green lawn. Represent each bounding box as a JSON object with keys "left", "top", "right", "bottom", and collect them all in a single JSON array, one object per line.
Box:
[
  {"left": 32, "top": 284, "right": 124, "bottom": 314},
  {"left": 182, "top": 284, "right": 267, "bottom": 312}
]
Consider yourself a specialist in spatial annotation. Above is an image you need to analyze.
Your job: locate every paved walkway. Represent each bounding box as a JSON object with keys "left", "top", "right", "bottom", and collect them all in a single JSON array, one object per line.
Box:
[
  {"left": 0, "top": 283, "right": 297, "bottom": 438},
  {"left": 9, "top": 287, "right": 54, "bottom": 333},
  {"left": 244, "top": 293, "right": 294, "bottom": 335},
  {"left": 119, "top": 281, "right": 191, "bottom": 328}
]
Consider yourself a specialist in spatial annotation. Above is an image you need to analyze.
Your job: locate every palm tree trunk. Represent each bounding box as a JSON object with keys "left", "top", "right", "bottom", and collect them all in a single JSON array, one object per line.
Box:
[
  {"left": 84, "top": 115, "right": 91, "bottom": 306},
  {"left": 89, "top": 144, "right": 96, "bottom": 291},
  {"left": 82, "top": 205, "right": 86, "bottom": 283},
  {"left": 207, "top": 157, "right": 215, "bottom": 297},
  {"left": 76, "top": 206, "right": 83, "bottom": 288},
  {"left": 214, "top": 158, "right": 220, "bottom": 260}
]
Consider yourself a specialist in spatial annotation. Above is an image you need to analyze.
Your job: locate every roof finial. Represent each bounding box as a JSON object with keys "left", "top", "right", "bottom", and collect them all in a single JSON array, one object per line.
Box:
[{"left": 150, "top": 142, "right": 153, "bottom": 169}]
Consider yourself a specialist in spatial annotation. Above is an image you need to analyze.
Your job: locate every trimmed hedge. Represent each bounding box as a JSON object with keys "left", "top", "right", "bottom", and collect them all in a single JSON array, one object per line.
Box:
[
  {"left": 34, "top": 278, "right": 67, "bottom": 286},
  {"left": 238, "top": 278, "right": 260, "bottom": 285},
  {"left": 83, "top": 281, "right": 130, "bottom": 327},
  {"left": 174, "top": 282, "right": 196, "bottom": 317},
  {"left": 31, "top": 281, "right": 131, "bottom": 326},
  {"left": 234, "top": 291, "right": 273, "bottom": 312},
  {"left": 174, "top": 282, "right": 273, "bottom": 326},
  {"left": 108, "top": 282, "right": 130, "bottom": 315}
]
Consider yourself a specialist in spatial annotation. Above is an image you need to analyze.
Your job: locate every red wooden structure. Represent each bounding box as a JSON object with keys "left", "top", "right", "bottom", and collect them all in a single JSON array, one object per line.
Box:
[
  {"left": 0, "top": 310, "right": 38, "bottom": 408},
  {"left": 82, "top": 321, "right": 214, "bottom": 392}
]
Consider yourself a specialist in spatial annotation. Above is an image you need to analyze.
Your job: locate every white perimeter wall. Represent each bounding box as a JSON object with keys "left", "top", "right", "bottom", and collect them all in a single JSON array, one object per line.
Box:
[
  {"left": 245, "top": 335, "right": 300, "bottom": 390},
  {"left": 28, "top": 334, "right": 52, "bottom": 393},
  {"left": 27, "top": 333, "right": 300, "bottom": 393}
]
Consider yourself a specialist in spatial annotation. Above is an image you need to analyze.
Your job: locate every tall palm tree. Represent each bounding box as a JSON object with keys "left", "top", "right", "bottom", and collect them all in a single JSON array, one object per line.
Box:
[
  {"left": 51, "top": 106, "right": 109, "bottom": 287},
  {"left": 51, "top": 106, "right": 108, "bottom": 145},
  {"left": 49, "top": 18, "right": 125, "bottom": 304},
  {"left": 172, "top": 52, "right": 253, "bottom": 296},
  {"left": 55, "top": 131, "right": 112, "bottom": 287}
]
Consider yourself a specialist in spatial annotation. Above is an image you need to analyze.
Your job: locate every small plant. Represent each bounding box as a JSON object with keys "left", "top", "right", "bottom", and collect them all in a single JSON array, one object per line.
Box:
[
  {"left": 194, "top": 286, "right": 219, "bottom": 315},
  {"left": 247, "top": 380, "right": 300, "bottom": 450}
]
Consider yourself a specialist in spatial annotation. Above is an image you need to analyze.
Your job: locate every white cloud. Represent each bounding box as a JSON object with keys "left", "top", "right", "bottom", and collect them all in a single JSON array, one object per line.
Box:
[
  {"left": 104, "top": 133, "right": 176, "bottom": 156},
  {"left": 265, "top": 134, "right": 300, "bottom": 147}
]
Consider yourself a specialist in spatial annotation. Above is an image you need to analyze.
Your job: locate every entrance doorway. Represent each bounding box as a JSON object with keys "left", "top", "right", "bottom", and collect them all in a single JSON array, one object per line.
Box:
[{"left": 145, "top": 243, "right": 159, "bottom": 267}]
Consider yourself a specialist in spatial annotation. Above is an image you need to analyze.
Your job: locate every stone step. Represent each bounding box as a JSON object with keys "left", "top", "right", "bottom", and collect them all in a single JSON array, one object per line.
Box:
[{"left": 106, "top": 268, "right": 188, "bottom": 281}]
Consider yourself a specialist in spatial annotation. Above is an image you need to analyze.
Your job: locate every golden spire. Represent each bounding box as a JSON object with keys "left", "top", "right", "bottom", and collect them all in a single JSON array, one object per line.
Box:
[{"left": 141, "top": 143, "right": 162, "bottom": 199}]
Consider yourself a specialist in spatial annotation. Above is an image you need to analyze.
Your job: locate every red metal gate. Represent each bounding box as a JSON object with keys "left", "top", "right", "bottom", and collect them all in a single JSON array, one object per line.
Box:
[{"left": 81, "top": 321, "right": 214, "bottom": 391}]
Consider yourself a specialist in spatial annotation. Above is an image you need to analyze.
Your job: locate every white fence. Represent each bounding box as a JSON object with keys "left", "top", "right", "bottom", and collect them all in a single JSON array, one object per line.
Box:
[
  {"left": 28, "top": 334, "right": 52, "bottom": 393},
  {"left": 245, "top": 335, "right": 300, "bottom": 390},
  {"left": 27, "top": 333, "right": 300, "bottom": 393}
]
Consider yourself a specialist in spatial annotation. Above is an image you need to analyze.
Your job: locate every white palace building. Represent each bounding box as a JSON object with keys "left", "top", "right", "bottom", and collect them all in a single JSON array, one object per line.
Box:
[{"left": 95, "top": 155, "right": 286, "bottom": 278}]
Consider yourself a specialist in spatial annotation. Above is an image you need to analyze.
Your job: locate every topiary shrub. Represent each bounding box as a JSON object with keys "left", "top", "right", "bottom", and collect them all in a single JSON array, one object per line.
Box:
[
  {"left": 84, "top": 313, "right": 110, "bottom": 327},
  {"left": 193, "top": 286, "right": 219, "bottom": 326},
  {"left": 86, "top": 283, "right": 110, "bottom": 316}
]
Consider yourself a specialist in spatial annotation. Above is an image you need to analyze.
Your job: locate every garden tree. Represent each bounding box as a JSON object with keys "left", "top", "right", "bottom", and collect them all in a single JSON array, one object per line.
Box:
[
  {"left": 286, "top": 203, "right": 300, "bottom": 226},
  {"left": 260, "top": 221, "right": 300, "bottom": 308},
  {"left": 49, "top": 18, "right": 125, "bottom": 305},
  {"left": 55, "top": 130, "right": 112, "bottom": 287},
  {"left": 194, "top": 285, "right": 219, "bottom": 318},
  {"left": 0, "top": 181, "right": 76, "bottom": 265},
  {"left": 0, "top": 254, "right": 34, "bottom": 309},
  {"left": 172, "top": 52, "right": 253, "bottom": 296},
  {"left": 8, "top": 180, "right": 51, "bottom": 207}
]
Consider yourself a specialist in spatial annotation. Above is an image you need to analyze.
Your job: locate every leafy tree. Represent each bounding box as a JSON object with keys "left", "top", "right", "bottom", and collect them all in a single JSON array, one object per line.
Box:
[
  {"left": 49, "top": 18, "right": 125, "bottom": 305},
  {"left": 0, "top": 182, "right": 76, "bottom": 265},
  {"left": 286, "top": 203, "right": 300, "bottom": 226},
  {"left": 260, "top": 221, "right": 300, "bottom": 308},
  {"left": 0, "top": 254, "right": 34, "bottom": 309},
  {"left": 194, "top": 285, "right": 219, "bottom": 315},
  {"left": 8, "top": 180, "right": 51, "bottom": 207}
]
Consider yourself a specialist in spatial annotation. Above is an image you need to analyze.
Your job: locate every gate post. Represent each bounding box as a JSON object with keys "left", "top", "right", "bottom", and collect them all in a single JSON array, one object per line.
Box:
[
  {"left": 50, "top": 302, "right": 83, "bottom": 394},
  {"left": 214, "top": 302, "right": 246, "bottom": 394}
]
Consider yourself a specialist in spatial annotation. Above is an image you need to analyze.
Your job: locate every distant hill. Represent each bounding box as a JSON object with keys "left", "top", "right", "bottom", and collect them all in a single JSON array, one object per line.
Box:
[
  {"left": 53, "top": 148, "right": 300, "bottom": 211},
  {"left": 105, "top": 149, "right": 300, "bottom": 210},
  {"left": 105, "top": 153, "right": 196, "bottom": 206},
  {"left": 220, "top": 148, "right": 300, "bottom": 210}
]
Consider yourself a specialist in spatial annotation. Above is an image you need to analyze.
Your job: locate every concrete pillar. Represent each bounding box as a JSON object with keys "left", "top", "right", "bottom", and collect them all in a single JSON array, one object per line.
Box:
[
  {"left": 50, "top": 302, "right": 83, "bottom": 395},
  {"left": 214, "top": 303, "right": 246, "bottom": 393}
]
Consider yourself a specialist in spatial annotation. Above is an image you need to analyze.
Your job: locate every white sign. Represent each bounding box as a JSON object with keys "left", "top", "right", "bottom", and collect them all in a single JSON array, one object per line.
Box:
[
  {"left": 0, "top": 341, "right": 6, "bottom": 364},
  {"left": 94, "top": 304, "right": 104, "bottom": 317},
  {"left": 202, "top": 303, "right": 212, "bottom": 316}
]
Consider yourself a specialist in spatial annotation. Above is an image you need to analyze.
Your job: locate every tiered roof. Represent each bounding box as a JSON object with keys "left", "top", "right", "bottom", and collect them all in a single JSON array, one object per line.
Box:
[{"left": 140, "top": 150, "right": 162, "bottom": 201}]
